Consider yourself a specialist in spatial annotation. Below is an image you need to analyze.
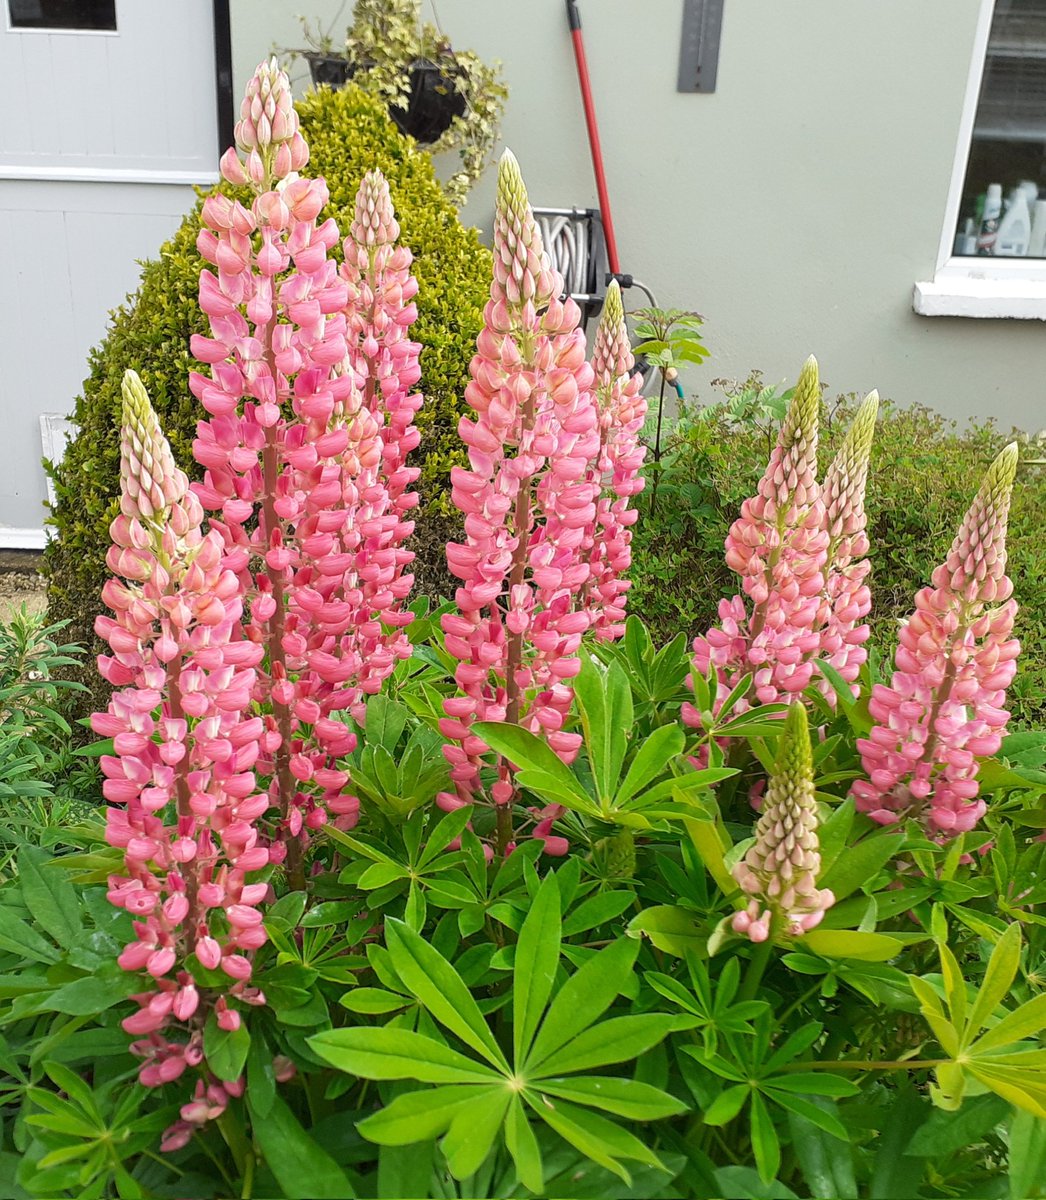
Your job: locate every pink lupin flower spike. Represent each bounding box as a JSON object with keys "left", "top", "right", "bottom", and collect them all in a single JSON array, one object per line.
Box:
[
  {"left": 439, "top": 150, "right": 600, "bottom": 853},
  {"left": 684, "top": 356, "right": 828, "bottom": 735},
  {"left": 731, "top": 701, "right": 835, "bottom": 941},
  {"left": 337, "top": 169, "right": 423, "bottom": 706},
  {"left": 816, "top": 391, "right": 878, "bottom": 700},
  {"left": 852, "top": 443, "right": 1021, "bottom": 835},
  {"left": 582, "top": 280, "right": 647, "bottom": 641},
  {"left": 96, "top": 371, "right": 267, "bottom": 1107},
  {"left": 191, "top": 59, "right": 426, "bottom": 865}
]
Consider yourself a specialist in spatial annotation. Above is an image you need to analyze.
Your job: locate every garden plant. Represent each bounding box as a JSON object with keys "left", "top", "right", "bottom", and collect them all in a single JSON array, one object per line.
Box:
[
  {"left": 288, "top": 0, "right": 507, "bottom": 206},
  {"left": 2, "top": 59, "right": 1045, "bottom": 1200},
  {"left": 44, "top": 82, "right": 489, "bottom": 723}
]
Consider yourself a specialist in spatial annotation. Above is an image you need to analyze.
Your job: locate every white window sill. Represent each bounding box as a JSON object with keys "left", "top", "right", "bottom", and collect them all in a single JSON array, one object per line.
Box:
[{"left": 914, "top": 274, "right": 1046, "bottom": 319}]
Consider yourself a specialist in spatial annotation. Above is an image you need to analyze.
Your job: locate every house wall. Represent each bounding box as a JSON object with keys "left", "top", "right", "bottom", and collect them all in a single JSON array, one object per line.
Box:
[
  {"left": 0, "top": 0, "right": 217, "bottom": 544},
  {"left": 237, "top": 0, "right": 1045, "bottom": 431}
]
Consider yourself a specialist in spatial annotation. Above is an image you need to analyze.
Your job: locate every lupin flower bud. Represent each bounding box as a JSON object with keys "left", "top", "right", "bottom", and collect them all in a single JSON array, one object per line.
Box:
[
  {"left": 228, "top": 57, "right": 307, "bottom": 188},
  {"left": 732, "top": 702, "right": 834, "bottom": 941},
  {"left": 817, "top": 391, "right": 878, "bottom": 698},
  {"left": 582, "top": 281, "right": 647, "bottom": 640},
  {"left": 439, "top": 150, "right": 599, "bottom": 852},
  {"left": 852, "top": 443, "right": 1020, "bottom": 834},
  {"left": 350, "top": 169, "right": 401, "bottom": 246},
  {"left": 685, "top": 357, "right": 828, "bottom": 730},
  {"left": 491, "top": 148, "right": 558, "bottom": 310},
  {"left": 120, "top": 370, "right": 188, "bottom": 525}
]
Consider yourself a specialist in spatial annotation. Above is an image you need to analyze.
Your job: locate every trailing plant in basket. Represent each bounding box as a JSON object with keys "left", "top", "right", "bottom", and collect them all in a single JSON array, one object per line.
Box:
[
  {"left": 290, "top": 0, "right": 506, "bottom": 205},
  {"left": 3, "top": 55, "right": 1045, "bottom": 1200}
]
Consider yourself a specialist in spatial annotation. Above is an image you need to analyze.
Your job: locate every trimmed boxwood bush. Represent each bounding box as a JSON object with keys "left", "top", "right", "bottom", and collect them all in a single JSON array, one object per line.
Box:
[
  {"left": 629, "top": 397, "right": 1046, "bottom": 728},
  {"left": 45, "top": 84, "right": 487, "bottom": 718}
]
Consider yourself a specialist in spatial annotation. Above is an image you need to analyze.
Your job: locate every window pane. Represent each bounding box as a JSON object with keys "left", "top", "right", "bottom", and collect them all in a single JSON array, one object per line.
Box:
[
  {"left": 956, "top": 0, "right": 1046, "bottom": 257},
  {"left": 8, "top": 0, "right": 116, "bottom": 30}
]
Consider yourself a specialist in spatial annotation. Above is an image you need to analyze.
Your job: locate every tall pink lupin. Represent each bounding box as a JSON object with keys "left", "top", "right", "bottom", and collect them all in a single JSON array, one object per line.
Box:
[{"left": 852, "top": 443, "right": 1020, "bottom": 834}]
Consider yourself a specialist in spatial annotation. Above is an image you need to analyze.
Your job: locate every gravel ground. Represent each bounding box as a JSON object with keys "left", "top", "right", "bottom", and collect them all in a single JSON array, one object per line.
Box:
[{"left": 0, "top": 552, "right": 47, "bottom": 624}]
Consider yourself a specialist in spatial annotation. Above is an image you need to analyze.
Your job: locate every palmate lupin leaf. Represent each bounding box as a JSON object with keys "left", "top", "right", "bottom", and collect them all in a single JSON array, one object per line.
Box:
[
  {"left": 910, "top": 918, "right": 1046, "bottom": 1117},
  {"left": 474, "top": 652, "right": 736, "bottom": 831},
  {"left": 309, "top": 873, "right": 691, "bottom": 1188}
]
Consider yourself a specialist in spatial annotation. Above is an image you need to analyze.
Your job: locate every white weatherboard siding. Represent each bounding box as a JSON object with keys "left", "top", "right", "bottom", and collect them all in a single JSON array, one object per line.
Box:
[
  {"left": 0, "top": 0, "right": 218, "bottom": 546},
  {"left": 239, "top": 0, "right": 1046, "bottom": 431},
  {"left": 0, "top": 180, "right": 198, "bottom": 543}
]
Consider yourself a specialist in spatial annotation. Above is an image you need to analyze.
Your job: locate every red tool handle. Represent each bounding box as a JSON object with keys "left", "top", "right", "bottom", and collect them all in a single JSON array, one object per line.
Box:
[{"left": 566, "top": 0, "right": 621, "bottom": 277}]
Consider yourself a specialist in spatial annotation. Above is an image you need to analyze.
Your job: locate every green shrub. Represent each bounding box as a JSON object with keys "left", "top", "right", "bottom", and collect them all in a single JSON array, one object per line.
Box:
[
  {"left": 44, "top": 84, "right": 486, "bottom": 718},
  {"left": 630, "top": 393, "right": 1046, "bottom": 728}
]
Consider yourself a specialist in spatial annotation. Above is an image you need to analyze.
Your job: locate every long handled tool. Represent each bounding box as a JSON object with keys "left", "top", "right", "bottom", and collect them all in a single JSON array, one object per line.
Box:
[{"left": 565, "top": 0, "right": 621, "bottom": 279}]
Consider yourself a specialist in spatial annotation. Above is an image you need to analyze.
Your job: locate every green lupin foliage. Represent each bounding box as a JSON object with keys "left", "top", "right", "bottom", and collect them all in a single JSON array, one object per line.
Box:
[{"left": 44, "top": 84, "right": 490, "bottom": 720}]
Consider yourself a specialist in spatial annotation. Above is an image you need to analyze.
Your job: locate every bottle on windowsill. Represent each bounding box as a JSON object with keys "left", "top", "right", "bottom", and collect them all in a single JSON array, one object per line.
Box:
[
  {"left": 977, "top": 183, "right": 1003, "bottom": 255},
  {"left": 996, "top": 189, "right": 1031, "bottom": 257}
]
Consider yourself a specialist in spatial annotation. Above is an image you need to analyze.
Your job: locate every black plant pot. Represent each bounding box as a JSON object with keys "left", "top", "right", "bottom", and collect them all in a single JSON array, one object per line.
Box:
[{"left": 305, "top": 55, "right": 467, "bottom": 146}]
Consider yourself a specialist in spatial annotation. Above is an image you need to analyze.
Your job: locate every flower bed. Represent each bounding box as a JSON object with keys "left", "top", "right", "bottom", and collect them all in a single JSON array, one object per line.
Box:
[{"left": 1, "top": 58, "right": 1044, "bottom": 1200}]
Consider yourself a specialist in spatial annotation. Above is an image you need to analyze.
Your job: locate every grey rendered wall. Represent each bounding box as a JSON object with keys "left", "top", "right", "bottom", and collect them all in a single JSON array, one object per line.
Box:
[{"left": 233, "top": 0, "right": 1045, "bottom": 430}]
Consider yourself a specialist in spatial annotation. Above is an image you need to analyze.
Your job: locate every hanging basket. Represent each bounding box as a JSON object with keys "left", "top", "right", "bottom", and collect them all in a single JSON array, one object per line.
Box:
[{"left": 305, "top": 55, "right": 468, "bottom": 145}]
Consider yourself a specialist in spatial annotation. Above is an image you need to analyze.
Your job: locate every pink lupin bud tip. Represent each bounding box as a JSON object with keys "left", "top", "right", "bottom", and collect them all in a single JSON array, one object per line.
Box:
[
  {"left": 350, "top": 170, "right": 400, "bottom": 247},
  {"left": 731, "top": 701, "right": 835, "bottom": 939},
  {"left": 774, "top": 354, "right": 820, "bottom": 503},
  {"left": 815, "top": 389, "right": 879, "bottom": 702},
  {"left": 228, "top": 57, "right": 305, "bottom": 188},
  {"left": 235, "top": 57, "right": 297, "bottom": 154},
  {"left": 943, "top": 440, "right": 1019, "bottom": 597},
  {"left": 119, "top": 370, "right": 188, "bottom": 524},
  {"left": 822, "top": 390, "right": 878, "bottom": 562},
  {"left": 592, "top": 280, "right": 630, "bottom": 385},
  {"left": 492, "top": 149, "right": 558, "bottom": 312}
]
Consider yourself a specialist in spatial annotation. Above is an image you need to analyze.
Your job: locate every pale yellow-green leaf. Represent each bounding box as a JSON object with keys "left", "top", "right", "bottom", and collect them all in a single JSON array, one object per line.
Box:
[
  {"left": 802, "top": 929, "right": 905, "bottom": 962},
  {"left": 683, "top": 818, "right": 737, "bottom": 899},
  {"left": 964, "top": 922, "right": 1022, "bottom": 1042},
  {"left": 929, "top": 1061, "right": 966, "bottom": 1111},
  {"left": 950, "top": 905, "right": 1008, "bottom": 941},
  {"left": 972, "top": 1048, "right": 1046, "bottom": 1068},
  {"left": 939, "top": 940, "right": 968, "bottom": 1035},
  {"left": 967, "top": 1064, "right": 1046, "bottom": 1119},
  {"left": 971, "top": 993, "right": 1046, "bottom": 1055},
  {"left": 910, "top": 977, "right": 961, "bottom": 1056}
]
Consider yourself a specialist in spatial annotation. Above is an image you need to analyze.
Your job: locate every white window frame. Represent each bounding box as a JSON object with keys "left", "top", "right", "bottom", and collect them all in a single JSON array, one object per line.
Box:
[{"left": 914, "top": 0, "right": 1046, "bottom": 318}]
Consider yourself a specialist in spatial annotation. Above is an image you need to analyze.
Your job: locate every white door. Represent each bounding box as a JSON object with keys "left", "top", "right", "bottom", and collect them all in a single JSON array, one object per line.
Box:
[{"left": 0, "top": 0, "right": 219, "bottom": 546}]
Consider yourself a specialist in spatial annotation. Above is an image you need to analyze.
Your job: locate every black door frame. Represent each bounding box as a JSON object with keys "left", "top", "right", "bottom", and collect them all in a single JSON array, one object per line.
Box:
[{"left": 213, "top": 0, "right": 234, "bottom": 153}]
